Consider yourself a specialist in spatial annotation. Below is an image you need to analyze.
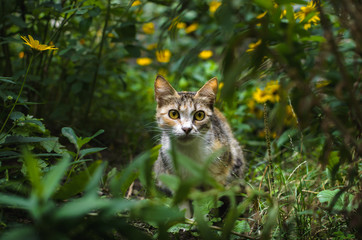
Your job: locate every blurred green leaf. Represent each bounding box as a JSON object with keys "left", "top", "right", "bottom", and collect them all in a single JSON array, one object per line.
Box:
[
  {"left": 0, "top": 227, "right": 38, "bottom": 240},
  {"left": 23, "top": 148, "right": 42, "bottom": 197},
  {"left": 253, "top": 0, "right": 273, "bottom": 9},
  {"left": 84, "top": 160, "right": 106, "bottom": 195},
  {"left": 4, "top": 136, "right": 56, "bottom": 144},
  {"left": 0, "top": 76, "right": 15, "bottom": 84},
  {"left": 317, "top": 189, "right": 357, "bottom": 212},
  {"left": 0, "top": 193, "right": 30, "bottom": 209},
  {"left": 42, "top": 154, "right": 71, "bottom": 201},
  {"left": 7, "top": 15, "right": 27, "bottom": 28},
  {"left": 233, "top": 220, "right": 251, "bottom": 233},
  {"left": 54, "top": 160, "right": 103, "bottom": 199}
]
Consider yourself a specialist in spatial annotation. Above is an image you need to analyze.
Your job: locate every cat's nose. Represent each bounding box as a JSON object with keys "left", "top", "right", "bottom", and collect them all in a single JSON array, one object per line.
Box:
[{"left": 182, "top": 127, "right": 192, "bottom": 135}]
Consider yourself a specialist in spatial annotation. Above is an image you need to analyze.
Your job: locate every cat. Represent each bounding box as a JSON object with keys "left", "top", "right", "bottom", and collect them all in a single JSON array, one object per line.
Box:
[{"left": 153, "top": 75, "right": 245, "bottom": 192}]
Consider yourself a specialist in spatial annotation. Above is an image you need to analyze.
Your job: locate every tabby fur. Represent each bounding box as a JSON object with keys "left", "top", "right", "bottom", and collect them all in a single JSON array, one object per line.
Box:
[{"left": 153, "top": 75, "right": 245, "bottom": 189}]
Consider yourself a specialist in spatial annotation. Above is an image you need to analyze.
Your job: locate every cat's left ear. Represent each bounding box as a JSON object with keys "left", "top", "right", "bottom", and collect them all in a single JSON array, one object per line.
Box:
[
  {"left": 195, "top": 77, "right": 218, "bottom": 103},
  {"left": 154, "top": 75, "right": 178, "bottom": 106}
]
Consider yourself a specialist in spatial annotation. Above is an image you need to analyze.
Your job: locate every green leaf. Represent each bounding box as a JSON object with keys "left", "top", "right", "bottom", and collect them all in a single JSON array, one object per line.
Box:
[
  {"left": 54, "top": 196, "right": 108, "bottom": 220},
  {"left": 76, "top": 129, "right": 105, "bottom": 149},
  {"left": 84, "top": 161, "right": 106, "bottom": 195},
  {"left": 9, "top": 111, "right": 24, "bottom": 120},
  {"left": 79, "top": 147, "right": 107, "bottom": 159},
  {"left": 300, "top": 36, "right": 326, "bottom": 43},
  {"left": 317, "top": 189, "right": 340, "bottom": 203},
  {"left": 61, "top": 127, "right": 78, "bottom": 148},
  {"left": 4, "top": 136, "right": 56, "bottom": 144},
  {"left": 0, "top": 76, "right": 15, "bottom": 84},
  {"left": 40, "top": 137, "right": 63, "bottom": 153},
  {"left": 0, "top": 226, "right": 38, "bottom": 240},
  {"left": 110, "top": 152, "right": 150, "bottom": 197},
  {"left": 131, "top": 202, "right": 184, "bottom": 226},
  {"left": 54, "top": 160, "right": 102, "bottom": 199},
  {"left": 23, "top": 149, "right": 42, "bottom": 197},
  {"left": 261, "top": 202, "right": 279, "bottom": 239},
  {"left": 42, "top": 154, "right": 71, "bottom": 201},
  {"left": 0, "top": 193, "right": 30, "bottom": 209},
  {"left": 193, "top": 199, "right": 219, "bottom": 240},
  {"left": 253, "top": 0, "right": 273, "bottom": 9},
  {"left": 159, "top": 174, "right": 180, "bottom": 193},
  {"left": 316, "top": 189, "right": 356, "bottom": 211},
  {"left": 233, "top": 220, "right": 250, "bottom": 233},
  {"left": 7, "top": 15, "right": 27, "bottom": 28},
  {"left": 277, "top": 129, "right": 298, "bottom": 148}
]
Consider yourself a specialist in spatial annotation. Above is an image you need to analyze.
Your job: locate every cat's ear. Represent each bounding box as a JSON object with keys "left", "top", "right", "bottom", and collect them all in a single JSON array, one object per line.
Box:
[
  {"left": 154, "top": 75, "right": 178, "bottom": 105},
  {"left": 195, "top": 77, "right": 218, "bottom": 103}
]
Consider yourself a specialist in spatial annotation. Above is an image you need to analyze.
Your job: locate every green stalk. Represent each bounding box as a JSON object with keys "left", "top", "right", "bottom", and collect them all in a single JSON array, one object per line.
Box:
[
  {"left": 263, "top": 103, "right": 274, "bottom": 195},
  {"left": 0, "top": 54, "right": 34, "bottom": 134}
]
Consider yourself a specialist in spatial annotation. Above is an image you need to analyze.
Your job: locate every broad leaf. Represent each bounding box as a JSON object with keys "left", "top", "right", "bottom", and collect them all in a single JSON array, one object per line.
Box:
[{"left": 42, "top": 154, "right": 71, "bottom": 201}]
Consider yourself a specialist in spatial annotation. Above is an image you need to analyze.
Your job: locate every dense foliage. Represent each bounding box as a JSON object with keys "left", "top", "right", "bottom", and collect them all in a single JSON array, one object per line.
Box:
[{"left": 0, "top": 0, "right": 361, "bottom": 239}]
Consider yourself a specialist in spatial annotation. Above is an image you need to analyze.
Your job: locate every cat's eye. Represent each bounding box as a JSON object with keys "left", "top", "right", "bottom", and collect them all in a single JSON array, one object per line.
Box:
[
  {"left": 168, "top": 110, "right": 180, "bottom": 119},
  {"left": 194, "top": 111, "right": 205, "bottom": 121}
]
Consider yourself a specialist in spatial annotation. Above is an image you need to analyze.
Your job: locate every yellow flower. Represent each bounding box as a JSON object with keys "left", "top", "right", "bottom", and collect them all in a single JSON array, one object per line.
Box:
[
  {"left": 280, "top": 9, "right": 287, "bottom": 19},
  {"left": 107, "top": 32, "right": 115, "bottom": 38},
  {"left": 265, "top": 80, "right": 280, "bottom": 103},
  {"left": 19, "top": 51, "right": 25, "bottom": 59},
  {"left": 142, "top": 22, "right": 155, "bottom": 34},
  {"left": 131, "top": 0, "right": 141, "bottom": 6},
  {"left": 79, "top": 38, "right": 85, "bottom": 45},
  {"left": 285, "top": 105, "right": 297, "bottom": 126},
  {"left": 185, "top": 23, "right": 198, "bottom": 34},
  {"left": 247, "top": 99, "right": 255, "bottom": 110},
  {"left": 21, "top": 35, "right": 58, "bottom": 51},
  {"left": 156, "top": 49, "right": 171, "bottom": 63},
  {"left": 246, "top": 39, "right": 262, "bottom": 52},
  {"left": 136, "top": 58, "right": 152, "bottom": 66},
  {"left": 176, "top": 22, "right": 186, "bottom": 29},
  {"left": 256, "top": 11, "right": 267, "bottom": 19},
  {"left": 294, "top": 1, "right": 320, "bottom": 29},
  {"left": 253, "top": 88, "right": 270, "bottom": 103},
  {"left": 209, "top": 1, "right": 221, "bottom": 14},
  {"left": 247, "top": 100, "right": 263, "bottom": 118},
  {"left": 168, "top": 18, "right": 186, "bottom": 31},
  {"left": 198, "top": 50, "right": 213, "bottom": 60},
  {"left": 315, "top": 79, "right": 331, "bottom": 88},
  {"left": 218, "top": 82, "right": 224, "bottom": 90}
]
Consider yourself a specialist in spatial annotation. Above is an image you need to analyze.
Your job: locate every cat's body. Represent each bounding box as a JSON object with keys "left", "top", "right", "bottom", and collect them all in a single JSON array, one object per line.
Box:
[{"left": 154, "top": 75, "right": 245, "bottom": 189}]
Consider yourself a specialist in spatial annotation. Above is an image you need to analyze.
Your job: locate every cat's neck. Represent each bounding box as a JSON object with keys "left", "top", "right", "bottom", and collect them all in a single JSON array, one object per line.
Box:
[{"left": 161, "top": 131, "right": 212, "bottom": 163}]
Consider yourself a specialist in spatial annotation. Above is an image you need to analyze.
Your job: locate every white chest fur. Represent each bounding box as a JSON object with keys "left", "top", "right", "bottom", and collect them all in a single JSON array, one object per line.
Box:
[{"left": 161, "top": 131, "right": 213, "bottom": 178}]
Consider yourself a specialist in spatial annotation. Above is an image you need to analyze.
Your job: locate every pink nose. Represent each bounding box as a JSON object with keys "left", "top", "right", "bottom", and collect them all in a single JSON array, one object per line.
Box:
[{"left": 182, "top": 127, "right": 192, "bottom": 134}]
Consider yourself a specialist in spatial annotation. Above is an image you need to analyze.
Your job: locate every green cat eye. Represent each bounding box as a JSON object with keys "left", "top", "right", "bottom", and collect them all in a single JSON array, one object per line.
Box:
[
  {"left": 194, "top": 111, "right": 205, "bottom": 121},
  {"left": 168, "top": 109, "right": 180, "bottom": 119}
]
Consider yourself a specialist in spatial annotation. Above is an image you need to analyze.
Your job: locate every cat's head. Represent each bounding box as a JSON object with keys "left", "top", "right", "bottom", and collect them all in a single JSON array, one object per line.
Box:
[{"left": 154, "top": 75, "right": 218, "bottom": 144}]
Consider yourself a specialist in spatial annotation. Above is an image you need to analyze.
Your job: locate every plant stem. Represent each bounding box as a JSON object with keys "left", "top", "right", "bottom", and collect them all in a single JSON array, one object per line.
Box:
[
  {"left": 0, "top": 54, "right": 34, "bottom": 134},
  {"left": 263, "top": 103, "right": 274, "bottom": 195}
]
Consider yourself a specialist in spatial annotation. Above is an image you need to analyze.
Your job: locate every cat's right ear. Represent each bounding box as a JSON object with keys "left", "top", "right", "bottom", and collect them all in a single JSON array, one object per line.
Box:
[{"left": 154, "top": 75, "right": 178, "bottom": 105}]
